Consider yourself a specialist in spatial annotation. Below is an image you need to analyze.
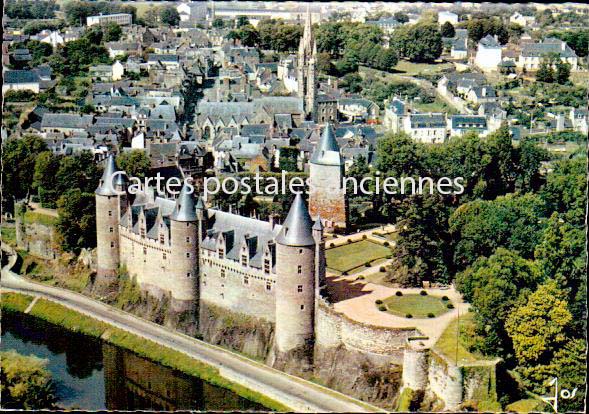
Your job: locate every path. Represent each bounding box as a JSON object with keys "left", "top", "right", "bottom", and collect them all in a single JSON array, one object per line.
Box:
[{"left": 0, "top": 246, "right": 383, "bottom": 413}]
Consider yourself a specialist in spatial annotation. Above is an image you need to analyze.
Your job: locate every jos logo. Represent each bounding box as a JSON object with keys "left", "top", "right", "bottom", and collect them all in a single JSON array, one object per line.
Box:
[{"left": 539, "top": 377, "right": 578, "bottom": 413}]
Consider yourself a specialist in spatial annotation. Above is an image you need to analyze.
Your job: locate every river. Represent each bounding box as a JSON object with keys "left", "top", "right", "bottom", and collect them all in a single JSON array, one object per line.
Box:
[{"left": 1, "top": 311, "right": 265, "bottom": 411}]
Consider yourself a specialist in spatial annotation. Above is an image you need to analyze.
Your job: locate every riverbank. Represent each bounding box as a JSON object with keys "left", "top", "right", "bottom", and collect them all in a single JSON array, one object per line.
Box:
[{"left": 1, "top": 292, "right": 289, "bottom": 412}]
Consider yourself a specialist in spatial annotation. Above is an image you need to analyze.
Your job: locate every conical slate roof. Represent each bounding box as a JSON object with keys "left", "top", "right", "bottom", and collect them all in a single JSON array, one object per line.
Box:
[
  {"left": 170, "top": 183, "right": 197, "bottom": 222},
  {"left": 275, "top": 194, "right": 315, "bottom": 246},
  {"left": 96, "top": 154, "right": 123, "bottom": 196},
  {"left": 312, "top": 216, "right": 323, "bottom": 231},
  {"left": 310, "top": 123, "right": 342, "bottom": 166}
]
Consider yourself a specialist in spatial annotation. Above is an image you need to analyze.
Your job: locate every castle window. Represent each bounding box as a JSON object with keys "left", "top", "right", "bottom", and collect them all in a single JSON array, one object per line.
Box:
[
  {"left": 140, "top": 228, "right": 145, "bottom": 238},
  {"left": 109, "top": 227, "right": 114, "bottom": 233},
  {"left": 163, "top": 252, "right": 166, "bottom": 259},
  {"left": 264, "top": 259, "right": 270, "bottom": 274},
  {"left": 186, "top": 223, "right": 190, "bottom": 227},
  {"left": 244, "top": 275, "right": 249, "bottom": 285},
  {"left": 143, "top": 247, "right": 147, "bottom": 255},
  {"left": 186, "top": 252, "right": 191, "bottom": 258},
  {"left": 241, "top": 254, "right": 247, "bottom": 266},
  {"left": 300, "top": 305, "right": 304, "bottom": 310},
  {"left": 110, "top": 241, "right": 115, "bottom": 248},
  {"left": 297, "top": 265, "right": 302, "bottom": 274},
  {"left": 298, "top": 285, "right": 303, "bottom": 292},
  {"left": 186, "top": 237, "right": 190, "bottom": 243},
  {"left": 187, "top": 272, "right": 191, "bottom": 278},
  {"left": 108, "top": 210, "right": 112, "bottom": 216},
  {"left": 299, "top": 249, "right": 303, "bottom": 254},
  {"left": 160, "top": 234, "right": 164, "bottom": 244},
  {"left": 221, "top": 269, "right": 225, "bottom": 278},
  {"left": 218, "top": 248, "right": 224, "bottom": 259},
  {"left": 266, "top": 282, "right": 271, "bottom": 291}
]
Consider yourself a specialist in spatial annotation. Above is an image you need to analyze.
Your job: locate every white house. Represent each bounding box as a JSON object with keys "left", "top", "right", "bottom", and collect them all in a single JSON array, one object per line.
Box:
[
  {"left": 383, "top": 97, "right": 406, "bottom": 132},
  {"left": 404, "top": 113, "right": 447, "bottom": 144},
  {"left": 449, "top": 115, "right": 489, "bottom": 137},
  {"left": 177, "top": 2, "right": 208, "bottom": 22},
  {"left": 518, "top": 38, "right": 578, "bottom": 71},
  {"left": 475, "top": 35, "right": 502, "bottom": 72},
  {"left": 86, "top": 13, "right": 132, "bottom": 26},
  {"left": 439, "top": 11, "right": 459, "bottom": 25},
  {"left": 570, "top": 108, "right": 588, "bottom": 135},
  {"left": 2, "top": 70, "right": 40, "bottom": 95},
  {"left": 509, "top": 12, "right": 536, "bottom": 27}
]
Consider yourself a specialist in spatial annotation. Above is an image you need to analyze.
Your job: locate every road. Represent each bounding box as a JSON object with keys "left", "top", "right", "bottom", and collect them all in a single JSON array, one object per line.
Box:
[{"left": 0, "top": 247, "right": 382, "bottom": 413}]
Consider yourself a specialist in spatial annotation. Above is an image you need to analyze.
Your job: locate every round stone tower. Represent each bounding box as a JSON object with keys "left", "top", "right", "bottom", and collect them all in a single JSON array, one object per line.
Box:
[
  {"left": 95, "top": 154, "right": 126, "bottom": 289},
  {"left": 402, "top": 338, "right": 429, "bottom": 391},
  {"left": 312, "top": 216, "right": 326, "bottom": 297},
  {"left": 274, "top": 194, "right": 316, "bottom": 355},
  {"left": 168, "top": 183, "right": 199, "bottom": 312}
]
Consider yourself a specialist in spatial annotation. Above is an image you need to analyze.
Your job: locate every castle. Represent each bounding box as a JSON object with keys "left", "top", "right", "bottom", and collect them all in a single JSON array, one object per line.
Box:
[
  {"left": 95, "top": 151, "right": 328, "bottom": 359},
  {"left": 297, "top": 5, "right": 317, "bottom": 121}
]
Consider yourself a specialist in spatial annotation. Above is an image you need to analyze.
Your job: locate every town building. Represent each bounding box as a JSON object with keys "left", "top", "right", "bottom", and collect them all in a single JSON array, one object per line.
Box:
[
  {"left": 87, "top": 13, "right": 133, "bottom": 27},
  {"left": 474, "top": 35, "right": 502, "bottom": 72},
  {"left": 518, "top": 38, "right": 578, "bottom": 71}
]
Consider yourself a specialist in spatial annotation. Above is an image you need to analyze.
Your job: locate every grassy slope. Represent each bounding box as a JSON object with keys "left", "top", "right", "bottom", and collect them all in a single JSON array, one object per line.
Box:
[{"left": 433, "top": 312, "right": 490, "bottom": 365}]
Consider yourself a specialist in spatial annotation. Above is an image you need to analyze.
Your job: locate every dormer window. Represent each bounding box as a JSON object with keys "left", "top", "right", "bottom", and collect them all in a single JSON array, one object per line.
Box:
[
  {"left": 264, "top": 259, "right": 270, "bottom": 274},
  {"left": 218, "top": 248, "right": 224, "bottom": 259},
  {"left": 297, "top": 265, "right": 302, "bottom": 274},
  {"left": 241, "top": 254, "right": 247, "bottom": 266}
]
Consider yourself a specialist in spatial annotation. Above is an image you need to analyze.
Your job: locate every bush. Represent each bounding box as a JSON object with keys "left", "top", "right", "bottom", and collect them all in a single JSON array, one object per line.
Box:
[
  {"left": 364, "top": 262, "right": 371, "bottom": 267},
  {"left": 383, "top": 241, "right": 390, "bottom": 247},
  {"left": 396, "top": 291, "right": 403, "bottom": 296},
  {"left": 378, "top": 305, "right": 387, "bottom": 312},
  {"left": 329, "top": 242, "right": 335, "bottom": 248},
  {"left": 375, "top": 299, "right": 383, "bottom": 305},
  {"left": 405, "top": 314, "right": 413, "bottom": 318},
  {"left": 342, "top": 271, "right": 348, "bottom": 276},
  {"left": 347, "top": 239, "right": 353, "bottom": 243},
  {"left": 356, "top": 275, "right": 365, "bottom": 280},
  {"left": 446, "top": 303, "right": 454, "bottom": 309},
  {"left": 427, "top": 313, "right": 435, "bottom": 318},
  {"left": 420, "top": 290, "right": 427, "bottom": 296},
  {"left": 442, "top": 295, "right": 449, "bottom": 301},
  {"left": 380, "top": 266, "right": 386, "bottom": 272},
  {"left": 362, "top": 234, "right": 367, "bottom": 239}
]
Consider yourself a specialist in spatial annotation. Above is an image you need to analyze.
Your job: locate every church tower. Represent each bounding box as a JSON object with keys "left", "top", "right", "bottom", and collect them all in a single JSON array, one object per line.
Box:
[
  {"left": 297, "top": 5, "right": 317, "bottom": 121},
  {"left": 274, "top": 194, "right": 316, "bottom": 360},
  {"left": 95, "top": 154, "right": 126, "bottom": 290},
  {"left": 309, "top": 123, "right": 349, "bottom": 230}
]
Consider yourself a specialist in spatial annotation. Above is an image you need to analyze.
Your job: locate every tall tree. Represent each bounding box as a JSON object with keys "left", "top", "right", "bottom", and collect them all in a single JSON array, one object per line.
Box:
[
  {"left": 391, "top": 23, "right": 443, "bottom": 62},
  {"left": 441, "top": 21, "right": 455, "bottom": 38}
]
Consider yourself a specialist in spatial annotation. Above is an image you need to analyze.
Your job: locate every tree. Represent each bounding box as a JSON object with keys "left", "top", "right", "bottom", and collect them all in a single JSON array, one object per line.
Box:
[
  {"left": 391, "top": 23, "right": 443, "bottom": 62},
  {"left": 449, "top": 193, "right": 547, "bottom": 269},
  {"left": 506, "top": 280, "right": 572, "bottom": 365},
  {"left": 555, "top": 60, "right": 571, "bottom": 84},
  {"left": 393, "top": 12, "right": 409, "bottom": 23},
  {"left": 457, "top": 248, "right": 541, "bottom": 357},
  {"left": 1, "top": 135, "right": 48, "bottom": 213},
  {"left": 508, "top": 23, "right": 524, "bottom": 43},
  {"left": 103, "top": 22, "right": 122, "bottom": 42},
  {"left": 117, "top": 150, "right": 151, "bottom": 179},
  {"left": 236, "top": 15, "right": 250, "bottom": 28},
  {"left": 316, "top": 52, "right": 334, "bottom": 74},
  {"left": 33, "top": 152, "right": 61, "bottom": 208},
  {"left": 236, "top": 25, "right": 259, "bottom": 47},
  {"left": 160, "top": 6, "right": 180, "bottom": 26},
  {"left": 540, "top": 157, "right": 585, "bottom": 226},
  {"left": 536, "top": 58, "right": 555, "bottom": 83},
  {"left": 56, "top": 189, "right": 96, "bottom": 253},
  {"left": 212, "top": 18, "right": 225, "bottom": 29},
  {"left": 441, "top": 21, "right": 455, "bottom": 38},
  {"left": 514, "top": 137, "right": 549, "bottom": 192},
  {"left": 0, "top": 350, "right": 56, "bottom": 409},
  {"left": 278, "top": 147, "right": 299, "bottom": 172},
  {"left": 25, "top": 40, "right": 53, "bottom": 66}
]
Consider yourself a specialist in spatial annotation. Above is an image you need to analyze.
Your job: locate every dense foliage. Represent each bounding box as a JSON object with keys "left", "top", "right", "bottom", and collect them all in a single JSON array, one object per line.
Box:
[
  {"left": 5, "top": 0, "right": 57, "bottom": 19},
  {"left": 390, "top": 23, "right": 443, "bottom": 62}
]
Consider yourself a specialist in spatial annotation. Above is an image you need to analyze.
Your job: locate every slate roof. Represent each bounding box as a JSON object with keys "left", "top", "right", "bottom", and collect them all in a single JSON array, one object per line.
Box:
[
  {"left": 479, "top": 34, "right": 501, "bottom": 48},
  {"left": 4, "top": 70, "right": 39, "bottom": 84},
  {"left": 521, "top": 38, "right": 577, "bottom": 58},
  {"left": 147, "top": 54, "right": 179, "bottom": 63},
  {"left": 41, "top": 113, "right": 93, "bottom": 129},
  {"left": 410, "top": 114, "right": 446, "bottom": 128},
  {"left": 451, "top": 115, "right": 488, "bottom": 129},
  {"left": 310, "top": 123, "right": 343, "bottom": 166}
]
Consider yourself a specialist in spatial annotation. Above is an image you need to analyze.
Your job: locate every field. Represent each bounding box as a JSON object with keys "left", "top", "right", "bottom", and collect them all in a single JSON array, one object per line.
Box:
[
  {"left": 392, "top": 60, "right": 454, "bottom": 76},
  {"left": 380, "top": 293, "right": 451, "bottom": 318},
  {"left": 24, "top": 211, "right": 58, "bottom": 226},
  {"left": 325, "top": 240, "right": 391, "bottom": 274}
]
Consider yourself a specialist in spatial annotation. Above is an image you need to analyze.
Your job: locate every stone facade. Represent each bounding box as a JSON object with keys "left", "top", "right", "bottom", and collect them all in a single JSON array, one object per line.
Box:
[{"left": 309, "top": 153, "right": 349, "bottom": 230}]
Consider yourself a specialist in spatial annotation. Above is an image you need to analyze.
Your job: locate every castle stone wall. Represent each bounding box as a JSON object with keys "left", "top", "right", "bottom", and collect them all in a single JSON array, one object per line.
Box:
[
  {"left": 15, "top": 217, "right": 57, "bottom": 260},
  {"left": 200, "top": 251, "right": 276, "bottom": 322},
  {"left": 316, "top": 299, "right": 419, "bottom": 363},
  {"left": 428, "top": 352, "right": 463, "bottom": 410},
  {"left": 402, "top": 344, "right": 429, "bottom": 391}
]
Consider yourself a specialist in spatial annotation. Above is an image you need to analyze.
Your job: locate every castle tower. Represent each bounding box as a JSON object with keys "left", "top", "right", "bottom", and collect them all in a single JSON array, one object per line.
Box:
[
  {"left": 274, "top": 194, "right": 316, "bottom": 355},
  {"left": 95, "top": 154, "right": 126, "bottom": 289},
  {"left": 168, "top": 183, "right": 199, "bottom": 312},
  {"left": 297, "top": 5, "right": 317, "bottom": 121},
  {"left": 309, "top": 123, "right": 349, "bottom": 230},
  {"left": 312, "top": 216, "right": 326, "bottom": 296}
]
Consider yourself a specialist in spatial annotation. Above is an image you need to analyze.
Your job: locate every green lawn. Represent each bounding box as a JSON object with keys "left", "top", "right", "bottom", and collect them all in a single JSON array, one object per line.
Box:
[
  {"left": 506, "top": 399, "right": 544, "bottom": 413},
  {"left": 325, "top": 240, "right": 391, "bottom": 274},
  {"left": 1, "top": 225, "right": 16, "bottom": 246},
  {"left": 381, "top": 293, "right": 450, "bottom": 318},
  {"left": 414, "top": 99, "right": 458, "bottom": 115},
  {"left": 434, "top": 312, "right": 490, "bottom": 365}
]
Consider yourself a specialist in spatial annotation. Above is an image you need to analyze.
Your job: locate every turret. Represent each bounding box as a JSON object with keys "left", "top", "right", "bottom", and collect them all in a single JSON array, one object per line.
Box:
[
  {"left": 95, "top": 154, "right": 126, "bottom": 288},
  {"left": 168, "top": 183, "right": 199, "bottom": 312},
  {"left": 274, "top": 194, "right": 316, "bottom": 355},
  {"left": 309, "top": 123, "right": 349, "bottom": 230}
]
